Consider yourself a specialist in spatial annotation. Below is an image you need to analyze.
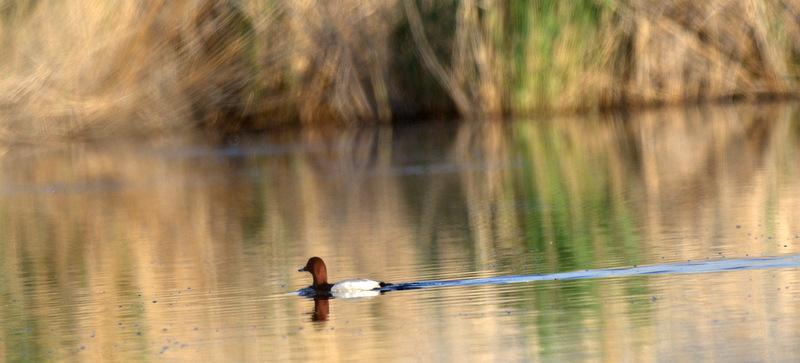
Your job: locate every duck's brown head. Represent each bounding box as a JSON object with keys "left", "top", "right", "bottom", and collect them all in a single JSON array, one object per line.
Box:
[{"left": 299, "top": 257, "right": 328, "bottom": 286}]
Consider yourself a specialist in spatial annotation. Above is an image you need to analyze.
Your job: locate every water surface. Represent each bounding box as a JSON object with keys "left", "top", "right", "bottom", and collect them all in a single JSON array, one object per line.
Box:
[{"left": 2, "top": 104, "right": 800, "bottom": 361}]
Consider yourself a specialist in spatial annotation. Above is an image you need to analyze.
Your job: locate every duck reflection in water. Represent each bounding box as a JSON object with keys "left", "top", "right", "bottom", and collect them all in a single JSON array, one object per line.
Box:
[
  {"left": 311, "top": 296, "right": 329, "bottom": 322},
  {"left": 304, "top": 291, "right": 383, "bottom": 322}
]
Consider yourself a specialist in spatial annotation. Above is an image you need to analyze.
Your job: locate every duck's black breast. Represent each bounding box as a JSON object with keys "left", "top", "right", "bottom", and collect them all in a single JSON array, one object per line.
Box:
[
  {"left": 298, "top": 284, "right": 334, "bottom": 298},
  {"left": 311, "top": 283, "right": 334, "bottom": 292}
]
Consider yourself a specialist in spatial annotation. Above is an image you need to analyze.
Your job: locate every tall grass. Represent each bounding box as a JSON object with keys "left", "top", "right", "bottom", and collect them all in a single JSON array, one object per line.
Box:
[
  {"left": 1, "top": 0, "right": 799, "bottom": 139},
  {"left": 0, "top": 1, "right": 255, "bottom": 138}
]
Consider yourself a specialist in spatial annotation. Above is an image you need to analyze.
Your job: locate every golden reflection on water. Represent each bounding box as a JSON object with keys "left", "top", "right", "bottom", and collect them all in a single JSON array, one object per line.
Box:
[{"left": 1, "top": 103, "right": 800, "bottom": 361}]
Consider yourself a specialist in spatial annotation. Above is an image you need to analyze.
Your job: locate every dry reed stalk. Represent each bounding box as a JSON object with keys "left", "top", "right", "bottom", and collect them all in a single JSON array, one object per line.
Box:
[
  {"left": 282, "top": 1, "right": 397, "bottom": 125},
  {"left": 403, "top": 0, "right": 502, "bottom": 119},
  {"left": 602, "top": 0, "right": 794, "bottom": 107},
  {"left": 0, "top": 1, "right": 258, "bottom": 140}
]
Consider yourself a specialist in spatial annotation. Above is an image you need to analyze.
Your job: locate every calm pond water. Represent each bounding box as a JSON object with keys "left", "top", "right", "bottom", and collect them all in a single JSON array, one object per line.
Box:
[{"left": 2, "top": 103, "right": 800, "bottom": 361}]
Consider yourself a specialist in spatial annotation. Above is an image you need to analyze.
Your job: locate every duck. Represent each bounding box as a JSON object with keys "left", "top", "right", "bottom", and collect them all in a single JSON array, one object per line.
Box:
[{"left": 299, "top": 257, "right": 390, "bottom": 294}]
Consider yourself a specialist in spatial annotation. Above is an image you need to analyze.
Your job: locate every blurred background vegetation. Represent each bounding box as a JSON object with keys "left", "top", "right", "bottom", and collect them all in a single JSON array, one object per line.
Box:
[{"left": 1, "top": 0, "right": 799, "bottom": 139}]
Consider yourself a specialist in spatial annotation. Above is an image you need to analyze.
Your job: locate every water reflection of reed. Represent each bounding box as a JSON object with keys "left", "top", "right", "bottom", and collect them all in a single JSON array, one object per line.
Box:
[{"left": 1, "top": 104, "right": 800, "bottom": 360}]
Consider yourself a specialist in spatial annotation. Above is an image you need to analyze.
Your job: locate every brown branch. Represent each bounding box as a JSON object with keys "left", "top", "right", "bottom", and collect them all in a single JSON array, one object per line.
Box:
[{"left": 402, "top": 0, "right": 474, "bottom": 118}]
